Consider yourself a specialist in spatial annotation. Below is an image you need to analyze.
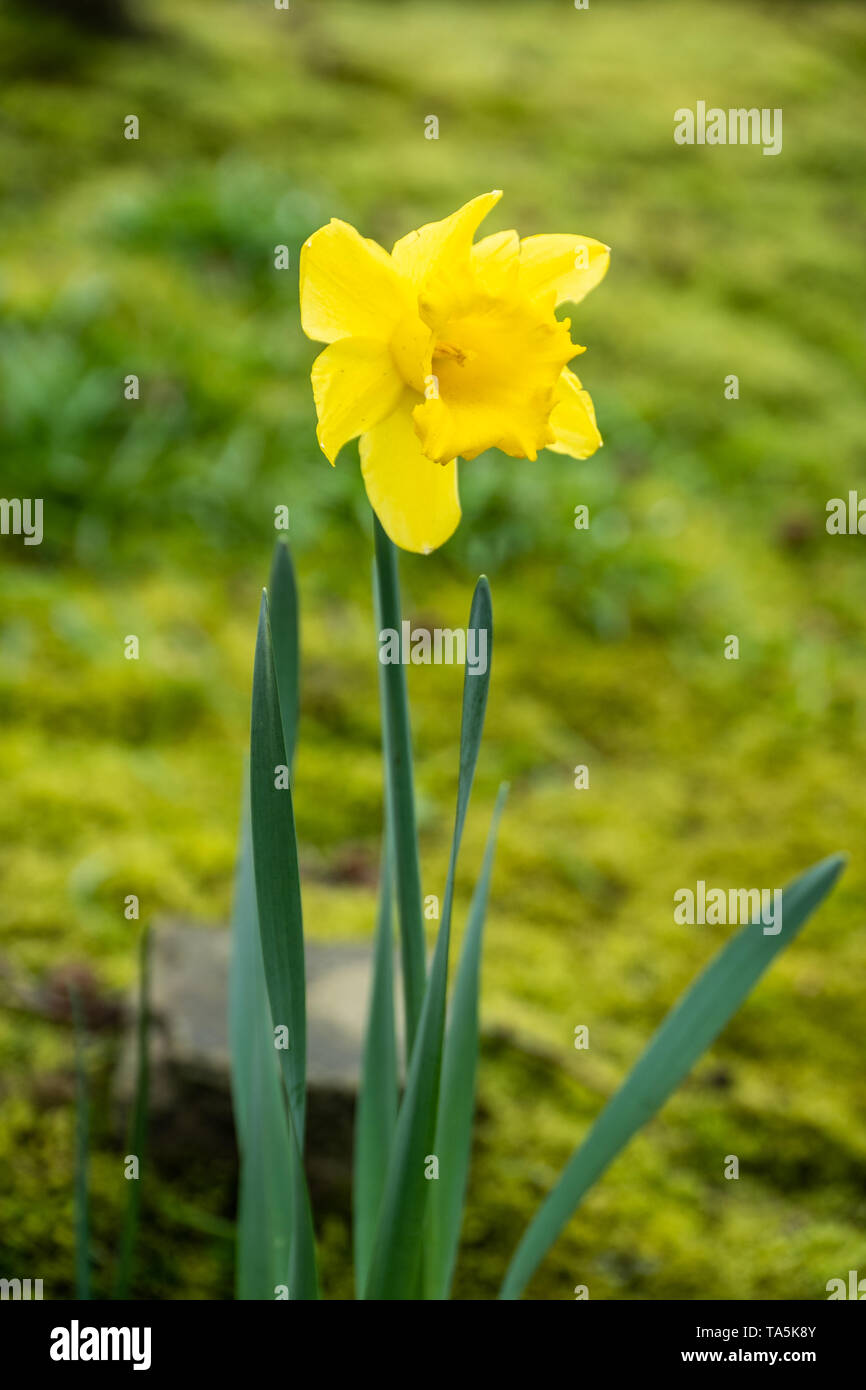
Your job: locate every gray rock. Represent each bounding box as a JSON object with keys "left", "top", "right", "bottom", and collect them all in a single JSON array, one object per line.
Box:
[{"left": 115, "top": 921, "right": 403, "bottom": 1163}]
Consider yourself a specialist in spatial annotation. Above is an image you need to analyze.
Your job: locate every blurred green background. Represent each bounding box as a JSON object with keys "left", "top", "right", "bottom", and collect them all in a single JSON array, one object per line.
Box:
[{"left": 1, "top": 0, "right": 865, "bottom": 1300}]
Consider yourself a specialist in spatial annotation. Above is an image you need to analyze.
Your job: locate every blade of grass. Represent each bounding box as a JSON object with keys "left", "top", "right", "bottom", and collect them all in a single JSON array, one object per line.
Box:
[
  {"left": 268, "top": 537, "right": 300, "bottom": 769},
  {"left": 499, "top": 852, "right": 847, "bottom": 1300},
  {"left": 373, "top": 515, "right": 425, "bottom": 1060},
  {"left": 230, "top": 782, "right": 294, "bottom": 1299},
  {"left": 232, "top": 540, "right": 303, "bottom": 1297},
  {"left": 364, "top": 576, "right": 493, "bottom": 1300},
  {"left": 353, "top": 563, "right": 409, "bottom": 1293},
  {"left": 250, "top": 589, "right": 306, "bottom": 1139},
  {"left": 249, "top": 589, "right": 318, "bottom": 1298},
  {"left": 114, "top": 925, "right": 150, "bottom": 1299},
  {"left": 70, "top": 985, "right": 90, "bottom": 1301},
  {"left": 283, "top": 1083, "right": 319, "bottom": 1300},
  {"left": 424, "top": 781, "right": 509, "bottom": 1299},
  {"left": 353, "top": 828, "right": 398, "bottom": 1297}
]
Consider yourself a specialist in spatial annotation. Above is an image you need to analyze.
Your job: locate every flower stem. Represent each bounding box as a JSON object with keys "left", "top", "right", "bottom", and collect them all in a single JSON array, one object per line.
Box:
[{"left": 373, "top": 515, "right": 425, "bottom": 1058}]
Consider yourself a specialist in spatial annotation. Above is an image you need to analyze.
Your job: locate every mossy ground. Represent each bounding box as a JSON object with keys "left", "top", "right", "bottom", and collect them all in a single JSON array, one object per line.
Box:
[{"left": 1, "top": 0, "right": 865, "bottom": 1299}]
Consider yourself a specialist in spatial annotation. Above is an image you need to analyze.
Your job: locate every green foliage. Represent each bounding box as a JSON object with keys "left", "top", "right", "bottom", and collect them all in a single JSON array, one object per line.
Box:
[
  {"left": 230, "top": 789, "right": 295, "bottom": 1300},
  {"left": 250, "top": 592, "right": 306, "bottom": 1137},
  {"left": 249, "top": 587, "right": 318, "bottom": 1298},
  {"left": 353, "top": 834, "right": 397, "bottom": 1296},
  {"left": 373, "top": 518, "right": 426, "bottom": 1055},
  {"left": 238, "top": 544, "right": 842, "bottom": 1300},
  {"left": 500, "top": 854, "right": 846, "bottom": 1298},
  {"left": 424, "top": 783, "right": 508, "bottom": 1298},
  {"left": 1, "top": 0, "right": 864, "bottom": 1300},
  {"left": 362, "top": 575, "right": 494, "bottom": 1299}
]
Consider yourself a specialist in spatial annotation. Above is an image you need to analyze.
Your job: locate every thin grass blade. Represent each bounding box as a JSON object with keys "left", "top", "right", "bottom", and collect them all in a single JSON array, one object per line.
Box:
[
  {"left": 249, "top": 589, "right": 318, "bottom": 1298},
  {"left": 230, "top": 784, "right": 294, "bottom": 1299},
  {"left": 499, "top": 852, "right": 847, "bottom": 1299},
  {"left": 250, "top": 590, "right": 306, "bottom": 1139},
  {"left": 364, "top": 576, "right": 493, "bottom": 1300},
  {"left": 353, "top": 828, "right": 398, "bottom": 1296},
  {"left": 373, "top": 515, "right": 425, "bottom": 1059},
  {"left": 284, "top": 1071, "right": 320, "bottom": 1299},
  {"left": 268, "top": 537, "right": 300, "bottom": 769},
  {"left": 424, "top": 781, "right": 508, "bottom": 1299}
]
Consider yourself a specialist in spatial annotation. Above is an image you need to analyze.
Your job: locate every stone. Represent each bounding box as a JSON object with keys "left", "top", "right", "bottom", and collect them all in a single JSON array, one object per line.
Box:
[{"left": 114, "top": 920, "right": 403, "bottom": 1175}]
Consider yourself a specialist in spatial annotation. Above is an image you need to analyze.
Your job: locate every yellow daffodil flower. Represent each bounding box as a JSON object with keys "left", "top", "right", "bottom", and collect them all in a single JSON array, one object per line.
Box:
[{"left": 300, "top": 191, "right": 609, "bottom": 553}]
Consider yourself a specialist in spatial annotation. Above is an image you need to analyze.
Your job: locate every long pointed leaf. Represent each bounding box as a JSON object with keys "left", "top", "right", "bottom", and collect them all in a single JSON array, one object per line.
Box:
[
  {"left": 354, "top": 830, "right": 398, "bottom": 1296},
  {"left": 364, "top": 577, "right": 493, "bottom": 1300},
  {"left": 373, "top": 515, "right": 426, "bottom": 1058},
  {"left": 250, "top": 590, "right": 306, "bottom": 1139},
  {"left": 424, "top": 781, "right": 508, "bottom": 1299},
  {"left": 268, "top": 538, "right": 300, "bottom": 769},
  {"left": 284, "top": 1086, "right": 320, "bottom": 1300},
  {"left": 499, "top": 852, "right": 846, "bottom": 1300},
  {"left": 232, "top": 539, "right": 302, "bottom": 1295},
  {"left": 249, "top": 589, "right": 318, "bottom": 1298},
  {"left": 230, "top": 784, "right": 294, "bottom": 1299}
]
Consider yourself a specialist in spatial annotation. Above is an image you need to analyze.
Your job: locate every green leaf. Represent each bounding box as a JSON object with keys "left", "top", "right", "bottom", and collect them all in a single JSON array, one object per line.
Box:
[
  {"left": 373, "top": 515, "right": 426, "bottom": 1059},
  {"left": 499, "top": 852, "right": 847, "bottom": 1300},
  {"left": 230, "top": 784, "right": 294, "bottom": 1300},
  {"left": 250, "top": 589, "right": 306, "bottom": 1139},
  {"left": 364, "top": 576, "right": 493, "bottom": 1300},
  {"left": 249, "top": 589, "right": 318, "bottom": 1299},
  {"left": 354, "top": 831, "right": 398, "bottom": 1297},
  {"left": 114, "top": 925, "right": 150, "bottom": 1300},
  {"left": 424, "top": 781, "right": 508, "bottom": 1300},
  {"left": 268, "top": 538, "right": 300, "bottom": 770},
  {"left": 233, "top": 541, "right": 307, "bottom": 1297},
  {"left": 284, "top": 1088, "right": 320, "bottom": 1301}
]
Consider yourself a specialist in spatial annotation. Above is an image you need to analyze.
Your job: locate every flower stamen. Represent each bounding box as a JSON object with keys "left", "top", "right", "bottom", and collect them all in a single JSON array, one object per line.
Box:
[{"left": 433, "top": 341, "right": 475, "bottom": 366}]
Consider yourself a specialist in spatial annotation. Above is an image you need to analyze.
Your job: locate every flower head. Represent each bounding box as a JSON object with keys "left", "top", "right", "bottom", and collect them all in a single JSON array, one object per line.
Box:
[{"left": 300, "top": 191, "right": 609, "bottom": 553}]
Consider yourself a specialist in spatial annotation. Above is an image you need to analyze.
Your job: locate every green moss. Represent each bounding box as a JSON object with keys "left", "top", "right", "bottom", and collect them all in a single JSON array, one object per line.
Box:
[{"left": 1, "top": 0, "right": 864, "bottom": 1299}]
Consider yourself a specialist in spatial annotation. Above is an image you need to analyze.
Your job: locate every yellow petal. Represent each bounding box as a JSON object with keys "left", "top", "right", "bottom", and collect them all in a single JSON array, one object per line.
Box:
[
  {"left": 359, "top": 393, "right": 460, "bottom": 553},
  {"left": 392, "top": 191, "right": 503, "bottom": 330},
  {"left": 311, "top": 338, "right": 404, "bottom": 463},
  {"left": 388, "top": 310, "right": 435, "bottom": 396},
  {"left": 388, "top": 223, "right": 515, "bottom": 394},
  {"left": 519, "top": 234, "right": 610, "bottom": 308},
  {"left": 546, "top": 368, "right": 602, "bottom": 458},
  {"left": 413, "top": 295, "right": 575, "bottom": 462},
  {"left": 471, "top": 229, "right": 520, "bottom": 294},
  {"left": 391, "top": 190, "right": 502, "bottom": 285},
  {"left": 300, "top": 218, "right": 409, "bottom": 344}
]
